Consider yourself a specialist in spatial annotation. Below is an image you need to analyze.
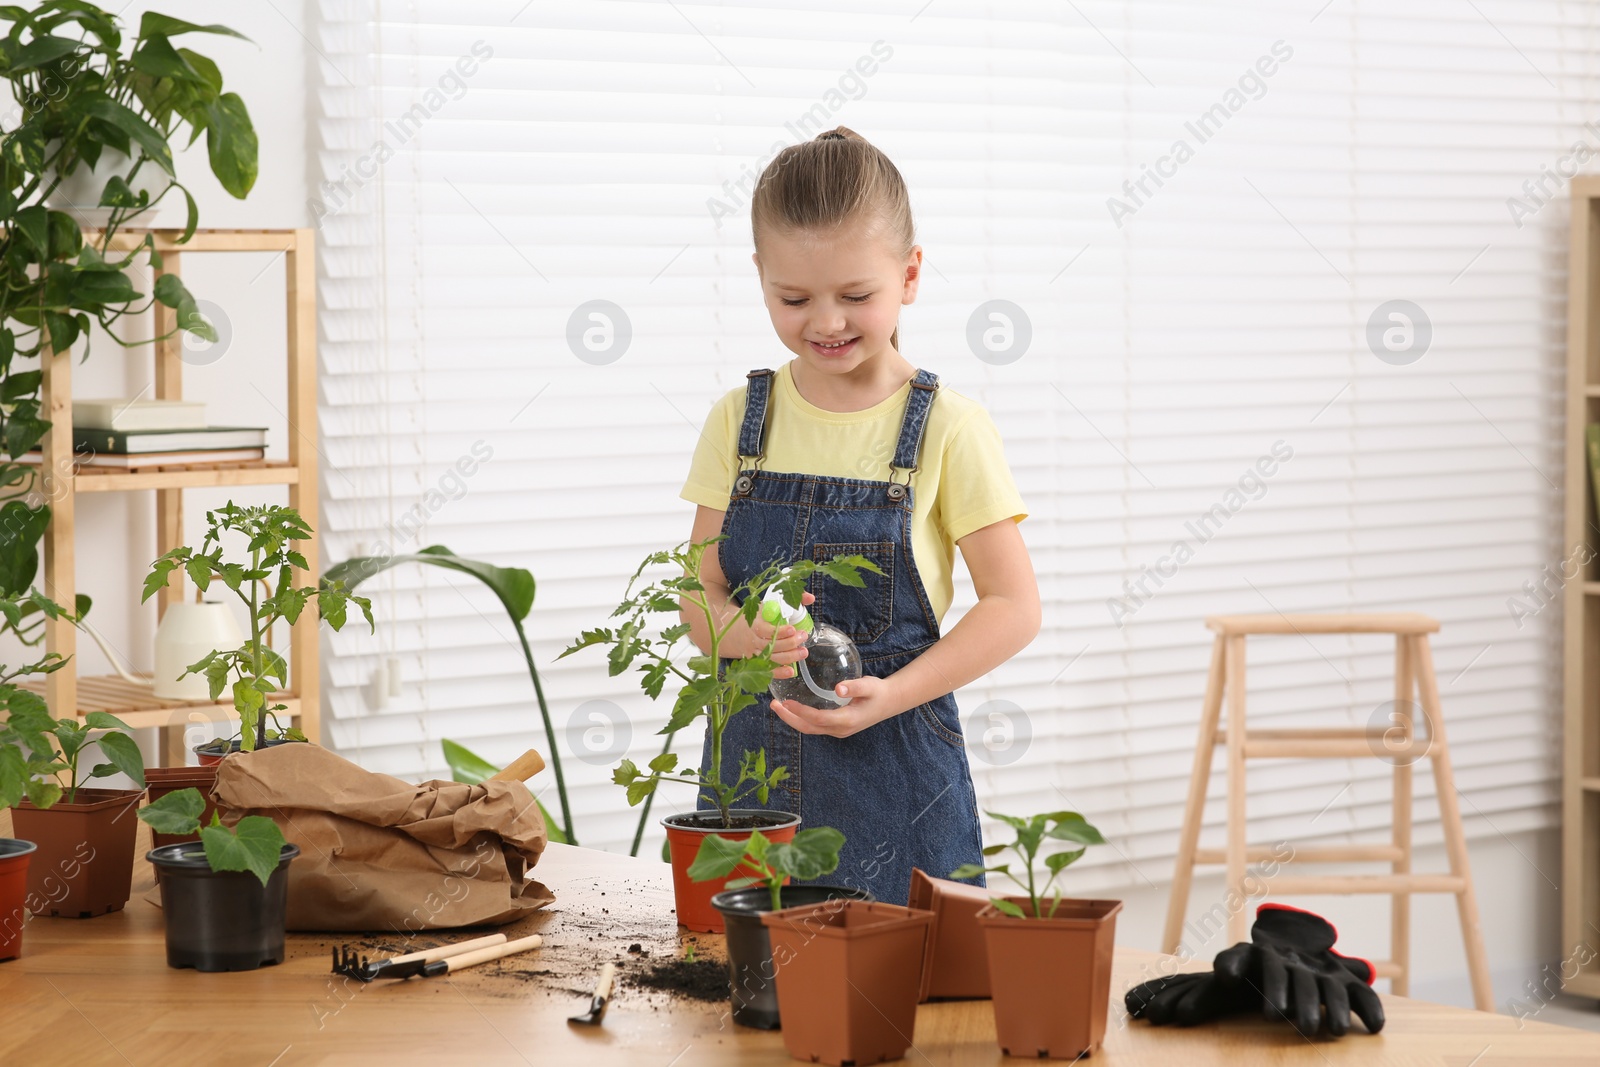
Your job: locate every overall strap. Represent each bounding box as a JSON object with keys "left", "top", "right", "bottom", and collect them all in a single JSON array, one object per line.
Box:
[
  {"left": 733, "top": 369, "right": 774, "bottom": 495},
  {"left": 737, "top": 368, "right": 775, "bottom": 464},
  {"left": 890, "top": 368, "right": 941, "bottom": 473}
]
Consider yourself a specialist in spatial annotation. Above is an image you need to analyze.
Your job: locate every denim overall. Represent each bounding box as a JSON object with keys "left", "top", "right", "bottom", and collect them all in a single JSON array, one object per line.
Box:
[{"left": 700, "top": 366, "right": 985, "bottom": 904}]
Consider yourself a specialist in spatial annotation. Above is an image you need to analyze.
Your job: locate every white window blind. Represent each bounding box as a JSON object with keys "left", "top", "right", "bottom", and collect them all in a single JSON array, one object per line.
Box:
[{"left": 311, "top": 0, "right": 1597, "bottom": 883}]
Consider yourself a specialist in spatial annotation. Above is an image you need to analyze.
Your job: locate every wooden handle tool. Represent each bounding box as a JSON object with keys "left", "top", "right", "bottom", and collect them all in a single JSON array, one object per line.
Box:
[
  {"left": 487, "top": 749, "right": 546, "bottom": 782},
  {"left": 332, "top": 932, "right": 509, "bottom": 981},
  {"left": 567, "top": 962, "right": 616, "bottom": 1026},
  {"left": 420, "top": 933, "right": 544, "bottom": 977},
  {"left": 384, "top": 932, "right": 507, "bottom": 967}
]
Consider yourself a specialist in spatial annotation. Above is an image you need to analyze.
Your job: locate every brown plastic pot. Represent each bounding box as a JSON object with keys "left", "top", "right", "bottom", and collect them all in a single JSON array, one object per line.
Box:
[
  {"left": 11, "top": 788, "right": 143, "bottom": 918},
  {"left": 0, "top": 838, "right": 36, "bottom": 961},
  {"left": 662, "top": 809, "right": 800, "bottom": 933},
  {"left": 977, "top": 897, "right": 1123, "bottom": 1060},
  {"left": 760, "top": 899, "right": 933, "bottom": 1067},
  {"left": 711, "top": 884, "right": 874, "bottom": 1030},
  {"left": 143, "top": 766, "right": 220, "bottom": 847},
  {"left": 907, "top": 867, "right": 994, "bottom": 1001}
]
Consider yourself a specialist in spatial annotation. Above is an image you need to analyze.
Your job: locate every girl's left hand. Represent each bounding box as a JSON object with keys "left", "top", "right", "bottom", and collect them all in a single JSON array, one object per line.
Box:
[{"left": 769, "top": 675, "right": 902, "bottom": 738}]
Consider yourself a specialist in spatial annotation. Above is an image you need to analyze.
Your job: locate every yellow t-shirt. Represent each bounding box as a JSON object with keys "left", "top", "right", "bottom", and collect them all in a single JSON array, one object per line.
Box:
[{"left": 678, "top": 362, "right": 1028, "bottom": 624}]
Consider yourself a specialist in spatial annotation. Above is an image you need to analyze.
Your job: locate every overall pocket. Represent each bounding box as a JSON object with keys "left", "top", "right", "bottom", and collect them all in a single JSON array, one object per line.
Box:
[{"left": 805, "top": 539, "right": 895, "bottom": 645}]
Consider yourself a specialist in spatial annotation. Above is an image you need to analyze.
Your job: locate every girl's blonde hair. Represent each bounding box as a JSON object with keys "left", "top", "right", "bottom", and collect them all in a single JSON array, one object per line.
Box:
[{"left": 750, "top": 126, "right": 914, "bottom": 351}]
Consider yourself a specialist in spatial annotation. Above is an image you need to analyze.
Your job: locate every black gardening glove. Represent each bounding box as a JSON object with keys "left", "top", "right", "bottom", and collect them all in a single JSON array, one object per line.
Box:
[
  {"left": 1214, "top": 903, "right": 1386, "bottom": 1037},
  {"left": 1125, "top": 968, "right": 1260, "bottom": 1027}
]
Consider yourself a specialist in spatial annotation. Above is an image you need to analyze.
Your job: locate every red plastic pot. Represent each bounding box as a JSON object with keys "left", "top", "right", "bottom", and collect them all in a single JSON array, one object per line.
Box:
[
  {"left": 11, "top": 788, "right": 143, "bottom": 918},
  {"left": 662, "top": 809, "right": 800, "bottom": 933},
  {"left": 761, "top": 899, "right": 933, "bottom": 1067},
  {"left": 0, "top": 838, "right": 37, "bottom": 961},
  {"left": 977, "top": 897, "right": 1123, "bottom": 1059},
  {"left": 144, "top": 766, "right": 220, "bottom": 847}
]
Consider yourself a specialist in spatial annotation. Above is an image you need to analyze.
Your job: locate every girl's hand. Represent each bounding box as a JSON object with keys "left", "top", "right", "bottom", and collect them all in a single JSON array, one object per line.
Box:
[
  {"left": 751, "top": 590, "right": 816, "bottom": 670},
  {"left": 769, "top": 674, "right": 904, "bottom": 739}
]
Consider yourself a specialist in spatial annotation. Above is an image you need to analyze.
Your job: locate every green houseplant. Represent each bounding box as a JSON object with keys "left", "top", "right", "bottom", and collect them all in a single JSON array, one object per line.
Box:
[
  {"left": 0, "top": 589, "right": 148, "bottom": 920},
  {"left": 691, "top": 826, "right": 869, "bottom": 1030},
  {"left": 323, "top": 545, "right": 576, "bottom": 846},
  {"left": 143, "top": 501, "right": 372, "bottom": 759},
  {"left": 0, "top": 2, "right": 257, "bottom": 609},
  {"left": 136, "top": 785, "right": 298, "bottom": 971},
  {"left": 958, "top": 809, "right": 1121, "bottom": 1060},
  {"left": 559, "top": 533, "right": 880, "bottom": 932}
]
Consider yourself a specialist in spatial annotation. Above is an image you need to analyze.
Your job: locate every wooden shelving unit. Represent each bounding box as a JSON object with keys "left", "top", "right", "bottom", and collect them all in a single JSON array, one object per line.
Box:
[
  {"left": 22, "top": 229, "right": 320, "bottom": 768},
  {"left": 1564, "top": 178, "right": 1600, "bottom": 1000}
]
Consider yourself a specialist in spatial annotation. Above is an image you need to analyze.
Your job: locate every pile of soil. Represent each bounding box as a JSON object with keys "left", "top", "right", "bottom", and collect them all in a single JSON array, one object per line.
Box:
[{"left": 626, "top": 956, "right": 729, "bottom": 1003}]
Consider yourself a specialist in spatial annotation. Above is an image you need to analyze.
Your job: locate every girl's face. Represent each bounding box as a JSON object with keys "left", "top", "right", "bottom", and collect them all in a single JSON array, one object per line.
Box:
[{"left": 752, "top": 221, "right": 920, "bottom": 375}]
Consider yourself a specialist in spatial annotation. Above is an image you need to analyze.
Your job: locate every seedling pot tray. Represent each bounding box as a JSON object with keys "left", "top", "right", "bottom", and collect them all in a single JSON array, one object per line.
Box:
[
  {"left": 760, "top": 899, "right": 933, "bottom": 1066},
  {"left": 977, "top": 897, "right": 1122, "bottom": 1060},
  {"left": 143, "top": 766, "right": 220, "bottom": 848},
  {"left": 711, "top": 884, "right": 874, "bottom": 1030},
  {"left": 148, "top": 841, "right": 301, "bottom": 971},
  {"left": 662, "top": 809, "right": 800, "bottom": 933},
  {"left": 12, "top": 788, "right": 144, "bottom": 918},
  {"left": 0, "top": 839, "right": 37, "bottom": 961},
  {"left": 907, "top": 867, "right": 994, "bottom": 1001}
]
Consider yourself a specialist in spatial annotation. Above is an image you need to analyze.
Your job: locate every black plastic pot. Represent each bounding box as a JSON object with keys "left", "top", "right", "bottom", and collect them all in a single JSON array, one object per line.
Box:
[
  {"left": 147, "top": 841, "right": 300, "bottom": 972},
  {"left": 194, "top": 737, "right": 301, "bottom": 767},
  {"left": 711, "top": 884, "right": 874, "bottom": 1030}
]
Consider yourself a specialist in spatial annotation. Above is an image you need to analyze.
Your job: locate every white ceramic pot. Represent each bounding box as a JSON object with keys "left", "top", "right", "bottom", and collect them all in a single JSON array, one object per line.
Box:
[
  {"left": 43, "top": 145, "right": 178, "bottom": 227},
  {"left": 153, "top": 602, "right": 244, "bottom": 701}
]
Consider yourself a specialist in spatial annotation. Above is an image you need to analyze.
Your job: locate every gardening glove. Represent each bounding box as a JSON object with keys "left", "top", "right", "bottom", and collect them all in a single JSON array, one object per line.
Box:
[
  {"left": 1213, "top": 903, "right": 1386, "bottom": 1037},
  {"left": 1124, "top": 968, "right": 1259, "bottom": 1027}
]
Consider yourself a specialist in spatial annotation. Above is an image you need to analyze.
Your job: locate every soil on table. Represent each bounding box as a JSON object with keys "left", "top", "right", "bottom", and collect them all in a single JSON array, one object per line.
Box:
[{"left": 295, "top": 877, "right": 729, "bottom": 1012}]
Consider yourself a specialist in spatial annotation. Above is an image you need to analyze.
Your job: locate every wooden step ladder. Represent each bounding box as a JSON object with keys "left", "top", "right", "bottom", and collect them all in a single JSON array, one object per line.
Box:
[{"left": 1161, "top": 612, "right": 1494, "bottom": 1012}]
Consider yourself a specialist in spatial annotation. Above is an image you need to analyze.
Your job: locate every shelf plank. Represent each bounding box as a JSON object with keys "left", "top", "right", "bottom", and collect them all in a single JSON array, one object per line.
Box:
[
  {"left": 19, "top": 673, "right": 299, "bottom": 730},
  {"left": 1583, "top": 777, "right": 1600, "bottom": 792},
  {"left": 84, "top": 228, "right": 299, "bottom": 254},
  {"left": 70, "top": 461, "right": 299, "bottom": 493}
]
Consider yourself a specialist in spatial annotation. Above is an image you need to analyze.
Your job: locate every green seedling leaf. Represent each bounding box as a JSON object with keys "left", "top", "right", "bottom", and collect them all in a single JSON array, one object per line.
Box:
[
  {"left": 1044, "top": 848, "right": 1086, "bottom": 874},
  {"left": 949, "top": 863, "right": 987, "bottom": 880},
  {"left": 990, "top": 898, "right": 1027, "bottom": 919},
  {"left": 687, "top": 831, "right": 753, "bottom": 883},
  {"left": 92, "top": 730, "right": 145, "bottom": 787},
  {"left": 137, "top": 786, "right": 205, "bottom": 834},
  {"left": 769, "top": 827, "right": 844, "bottom": 881},
  {"left": 201, "top": 814, "right": 285, "bottom": 887}
]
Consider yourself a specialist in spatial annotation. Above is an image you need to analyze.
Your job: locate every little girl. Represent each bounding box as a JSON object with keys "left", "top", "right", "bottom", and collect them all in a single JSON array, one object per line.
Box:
[{"left": 678, "top": 127, "right": 1040, "bottom": 904}]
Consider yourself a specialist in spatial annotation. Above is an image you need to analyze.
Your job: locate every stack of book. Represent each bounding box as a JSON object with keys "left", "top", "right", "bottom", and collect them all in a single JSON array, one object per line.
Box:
[{"left": 28, "top": 399, "right": 268, "bottom": 469}]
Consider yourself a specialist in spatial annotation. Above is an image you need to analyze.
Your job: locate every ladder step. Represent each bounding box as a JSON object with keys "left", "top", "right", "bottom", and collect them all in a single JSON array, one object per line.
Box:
[
  {"left": 1193, "top": 845, "right": 1404, "bottom": 865},
  {"left": 1266, "top": 874, "right": 1466, "bottom": 894},
  {"left": 1215, "top": 728, "right": 1427, "bottom": 760}
]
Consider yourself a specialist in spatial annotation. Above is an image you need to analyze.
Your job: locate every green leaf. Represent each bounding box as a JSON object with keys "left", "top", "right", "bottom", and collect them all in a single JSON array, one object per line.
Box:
[
  {"left": 768, "top": 826, "right": 844, "bottom": 881},
  {"left": 13, "top": 204, "right": 48, "bottom": 256},
  {"left": 986, "top": 810, "right": 1028, "bottom": 832},
  {"left": 990, "top": 898, "right": 1027, "bottom": 919},
  {"left": 83, "top": 96, "right": 174, "bottom": 175},
  {"left": 137, "top": 786, "right": 205, "bottom": 834},
  {"left": 139, "top": 13, "right": 253, "bottom": 42},
  {"left": 131, "top": 33, "right": 202, "bottom": 81},
  {"left": 1044, "top": 848, "right": 1086, "bottom": 873},
  {"left": 200, "top": 814, "right": 285, "bottom": 887},
  {"left": 441, "top": 738, "right": 498, "bottom": 785},
  {"left": 24, "top": 779, "right": 61, "bottom": 809},
  {"left": 93, "top": 730, "right": 145, "bottom": 787},
  {"left": 647, "top": 751, "right": 678, "bottom": 774},
  {"left": 981, "top": 843, "right": 1007, "bottom": 856},
  {"left": 325, "top": 547, "right": 534, "bottom": 624},
  {"left": 949, "top": 863, "right": 987, "bottom": 880},
  {"left": 203, "top": 655, "right": 231, "bottom": 701},
  {"left": 1045, "top": 817, "right": 1105, "bottom": 846},
  {"left": 70, "top": 269, "right": 141, "bottom": 307},
  {"left": 687, "top": 831, "right": 757, "bottom": 883},
  {"left": 5, "top": 34, "right": 78, "bottom": 72},
  {"left": 202, "top": 92, "right": 257, "bottom": 197}
]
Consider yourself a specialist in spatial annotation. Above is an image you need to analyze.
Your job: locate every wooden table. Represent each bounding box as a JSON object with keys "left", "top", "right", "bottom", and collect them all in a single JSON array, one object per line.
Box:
[{"left": 2, "top": 816, "right": 1598, "bottom": 1066}]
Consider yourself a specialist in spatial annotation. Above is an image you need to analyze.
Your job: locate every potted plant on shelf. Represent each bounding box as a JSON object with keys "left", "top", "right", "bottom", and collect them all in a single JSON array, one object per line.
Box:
[
  {"left": 135, "top": 786, "right": 298, "bottom": 971},
  {"left": 559, "top": 534, "right": 880, "bottom": 932},
  {"left": 143, "top": 501, "right": 371, "bottom": 762},
  {"left": 0, "top": 3, "right": 256, "bottom": 589},
  {"left": 9, "top": 704, "right": 145, "bottom": 918},
  {"left": 691, "top": 826, "right": 870, "bottom": 1030},
  {"left": 956, "top": 809, "right": 1117, "bottom": 1060}
]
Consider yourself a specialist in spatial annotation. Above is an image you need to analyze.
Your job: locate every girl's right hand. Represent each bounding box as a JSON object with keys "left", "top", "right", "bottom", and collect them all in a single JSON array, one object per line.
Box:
[{"left": 748, "top": 590, "right": 816, "bottom": 678}]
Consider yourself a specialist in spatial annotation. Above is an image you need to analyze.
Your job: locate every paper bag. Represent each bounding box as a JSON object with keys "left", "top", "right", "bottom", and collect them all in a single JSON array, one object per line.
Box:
[{"left": 203, "top": 743, "right": 555, "bottom": 931}]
